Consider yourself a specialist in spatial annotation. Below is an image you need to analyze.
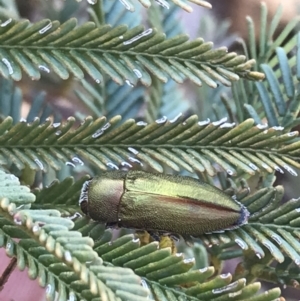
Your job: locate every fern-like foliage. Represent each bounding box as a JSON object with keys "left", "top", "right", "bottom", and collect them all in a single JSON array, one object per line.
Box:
[
  {"left": 0, "top": 78, "right": 60, "bottom": 124},
  {"left": 91, "top": 0, "right": 213, "bottom": 13},
  {"left": 1, "top": 1, "right": 300, "bottom": 300},
  {"left": 75, "top": 0, "right": 145, "bottom": 120},
  {"left": 229, "top": 3, "right": 300, "bottom": 128},
  {"left": 1, "top": 173, "right": 280, "bottom": 301},
  {"left": 0, "top": 18, "right": 264, "bottom": 86},
  {"left": 0, "top": 116, "right": 299, "bottom": 176}
]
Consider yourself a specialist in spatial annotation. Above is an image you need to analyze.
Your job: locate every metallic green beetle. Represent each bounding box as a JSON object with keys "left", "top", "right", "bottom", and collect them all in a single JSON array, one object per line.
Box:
[{"left": 79, "top": 170, "right": 249, "bottom": 238}]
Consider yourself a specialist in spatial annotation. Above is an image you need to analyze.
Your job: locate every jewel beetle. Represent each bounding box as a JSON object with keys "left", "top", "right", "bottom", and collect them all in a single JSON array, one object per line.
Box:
[{"left": 79, "top": 170, "right": 249, "bottom": 238}]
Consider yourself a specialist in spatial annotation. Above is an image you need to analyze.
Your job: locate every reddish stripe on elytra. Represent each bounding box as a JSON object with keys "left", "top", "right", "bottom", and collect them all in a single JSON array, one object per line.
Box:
[{"left": 176, "top": 195, "right": 239, "bottom": 212}]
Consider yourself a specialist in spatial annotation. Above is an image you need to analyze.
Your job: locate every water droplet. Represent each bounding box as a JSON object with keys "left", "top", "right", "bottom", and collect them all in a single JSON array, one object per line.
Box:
[
  {"left": 34, "top": 158, "right": 44, "bottom": 171},
  {"left": 156, "top": 116, "right": 167, "bottom": 124},
  {"left": 39, "top": 22, "right": 52, "bottom": 34},
  {"left": 37, "top": 65, "right": 50, "bottom": 73},
  {"left": 249, "top": 163, "right": 258, "bottom": 170},
  {"left": 64, "top": 251, "right": 72, "bottom": 262},
  {"left": 1, "top": 18, "right": 12, "bottom": 27},
  {"left": 199, "top": 267, "right": 208, "bottom": 273},
  {"left": 235, "top": 239, "right": 247, "bottom": 250},
  {"left": 55, "top": 130, "right": 62, "bottom": 135},
  {"left": 294, "top": 259, "right": 300, "bottom": 266},
  {"left": 256, "top": 252, "right": 263, "bottom": 259},
  {"left": 119, "top": 35, "right": 124, "bottom": 39},
  {"left": 155, "top": 0, "right": 170, "bottom": 9},
  {"left": 198, "top": 118, "right": 210, "bottom": 126},
  {"left": 261, "top": 163, "right": 269, "bottom": 169},
  {"left": 274, "top": 165, "right": 284, "bottom": 174},
  {"left": 169, "top": 113, "right": 182, "bottom": 123},
  {"left": 52, "top": 122, "right": 61, "bottom": 128},
  {"left": 128, "top": 147, "right": 139, "bottom": 155},
  {"left": 212, "top": 117, "right": 227, "bottom": 126},
  {"left": 295, "top": 208, "right": 300, "bottom": 213},
  {"left": 92, "top": 129, "right": 103, "bottom": 138},
  {"left": 136, "top": 121, "right": 147, "bottom": 126},
  {"left": 227, "top": 169, "right": 234, "bottom": 175},
  {"left": 288, "top": 131, "right": 298, "bottom": 137},
  {"left": 132, "top": 238, "right": 140, "bottom": 243},
  {"left": 283, "top": 164, "right": 298, "bottom": 176},
  {"left": 65, "top": 162, "right": 75, "bottom": 168},
  {"left": 272, "top": 126, "right": 284, "bottom": 131},
  {"left": 220, "top": 273, "right": 231, "bottom": 279},
  {"left": 263, "top": 242, "right": 274, "bottom": 253},
  {"left": 125, "top": 79, "right": 134, "bottom": 87},
  {"left": 95, "top": 78, "right": 101, "bottom": 84},
  {"left": 72, "top": 157, "right": 84, "bottom": 166},
  {"left": 92, "top": 122, "right": 111, "bottom": 138},
  {"left": 20, "top": 118, "right": 27, "bottom": 122},
  {"left": 128, "top": 157, "right": 143, "bottom": 166},
  {"left": 123, "top": 28, "right": 153, "bottom": 45},
  {"left": 183, "top": 258, "right": 195, "bottom": 264},
  {"left": 133, "top": 69, "right": 142, "bottom": 78},
  {"left": 121, "top": 161, "right": 132, "bottom": 168},
  {"left": 87, "top": 0, "right": 97, "bottom": 4},
  {"left": 256, "top": 123, "right": 268, "bottom": 129},
  {"left": 32, "top": 224, "right": 40, "bottom": 233},
  {"left": 118, "top": 0, "right": 132, "bottom": 10},
  {"left": 271, "top": 234, "right": 282, "bottom": 245},
  {"left": 212, "top": 280, "right": 241, "bottom": 294},
  {"left": 106, "top": 162, "right": 119, "bottom": 170},
  {"left": 2, "top": 58, "right": 13, "bottom": 74},
  {"left": 220, "top": 122, "right": 236, "bottom": 128}
]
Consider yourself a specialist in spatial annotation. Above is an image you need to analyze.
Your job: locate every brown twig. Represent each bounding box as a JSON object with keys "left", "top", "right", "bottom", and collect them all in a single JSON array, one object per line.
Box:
[{"left": 0, "top": 257, "right": 17, "bottom": 292}]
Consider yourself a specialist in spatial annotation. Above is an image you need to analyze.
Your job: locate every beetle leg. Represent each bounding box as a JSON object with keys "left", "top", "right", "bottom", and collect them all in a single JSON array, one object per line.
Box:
[
  {"left": 105, "top": 222, "right": 118, "bottom": 229},
  {"left": 238, "top": 178, "right": 251, "bottom": 198},
  {"left": 148, "top": 231, "right": 161, "bottom": 241},
  {"left": 182, "top": 235, "right": 194, "bottom": 247},
  {"left": 168, "top": 233, "right": 180, "bottom": 242}
]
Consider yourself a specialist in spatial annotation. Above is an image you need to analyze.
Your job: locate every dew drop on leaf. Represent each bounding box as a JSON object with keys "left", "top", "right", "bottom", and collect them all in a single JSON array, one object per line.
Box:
[
  {"left": 106, "top": 162, "right": 119, "bottom": 170},
  {"left": 2, "top": 58, "right": 13, "bottom": 75},
  {"left": 39, "top": 65, "right": 50, "bottom": 73},
  {"left": 34, "top": 158, "right": 44, "bottom": 171},
  {"left": 136, "top": 121, "right": 147, "bottom": 126},
  {"left": 123, "top": 29, "right": 153, "bottom": 45},
  {"left": 39, "top": 22, "right": 52, "bottom": 34},
  {"left": 1, "top": 18, "right": 12, "bottom": 27},
  {"left": 155, "top": 116, "right": 167, "bottom": 124},
  {"left": 65, "top": 162, "right": 76, "bottom": 168},
  {"left": 121, "top": 161, "right": 132, "bottom": 168},
  {"left": 133, "top": 69, "right": 142, "bottom": 78}
]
